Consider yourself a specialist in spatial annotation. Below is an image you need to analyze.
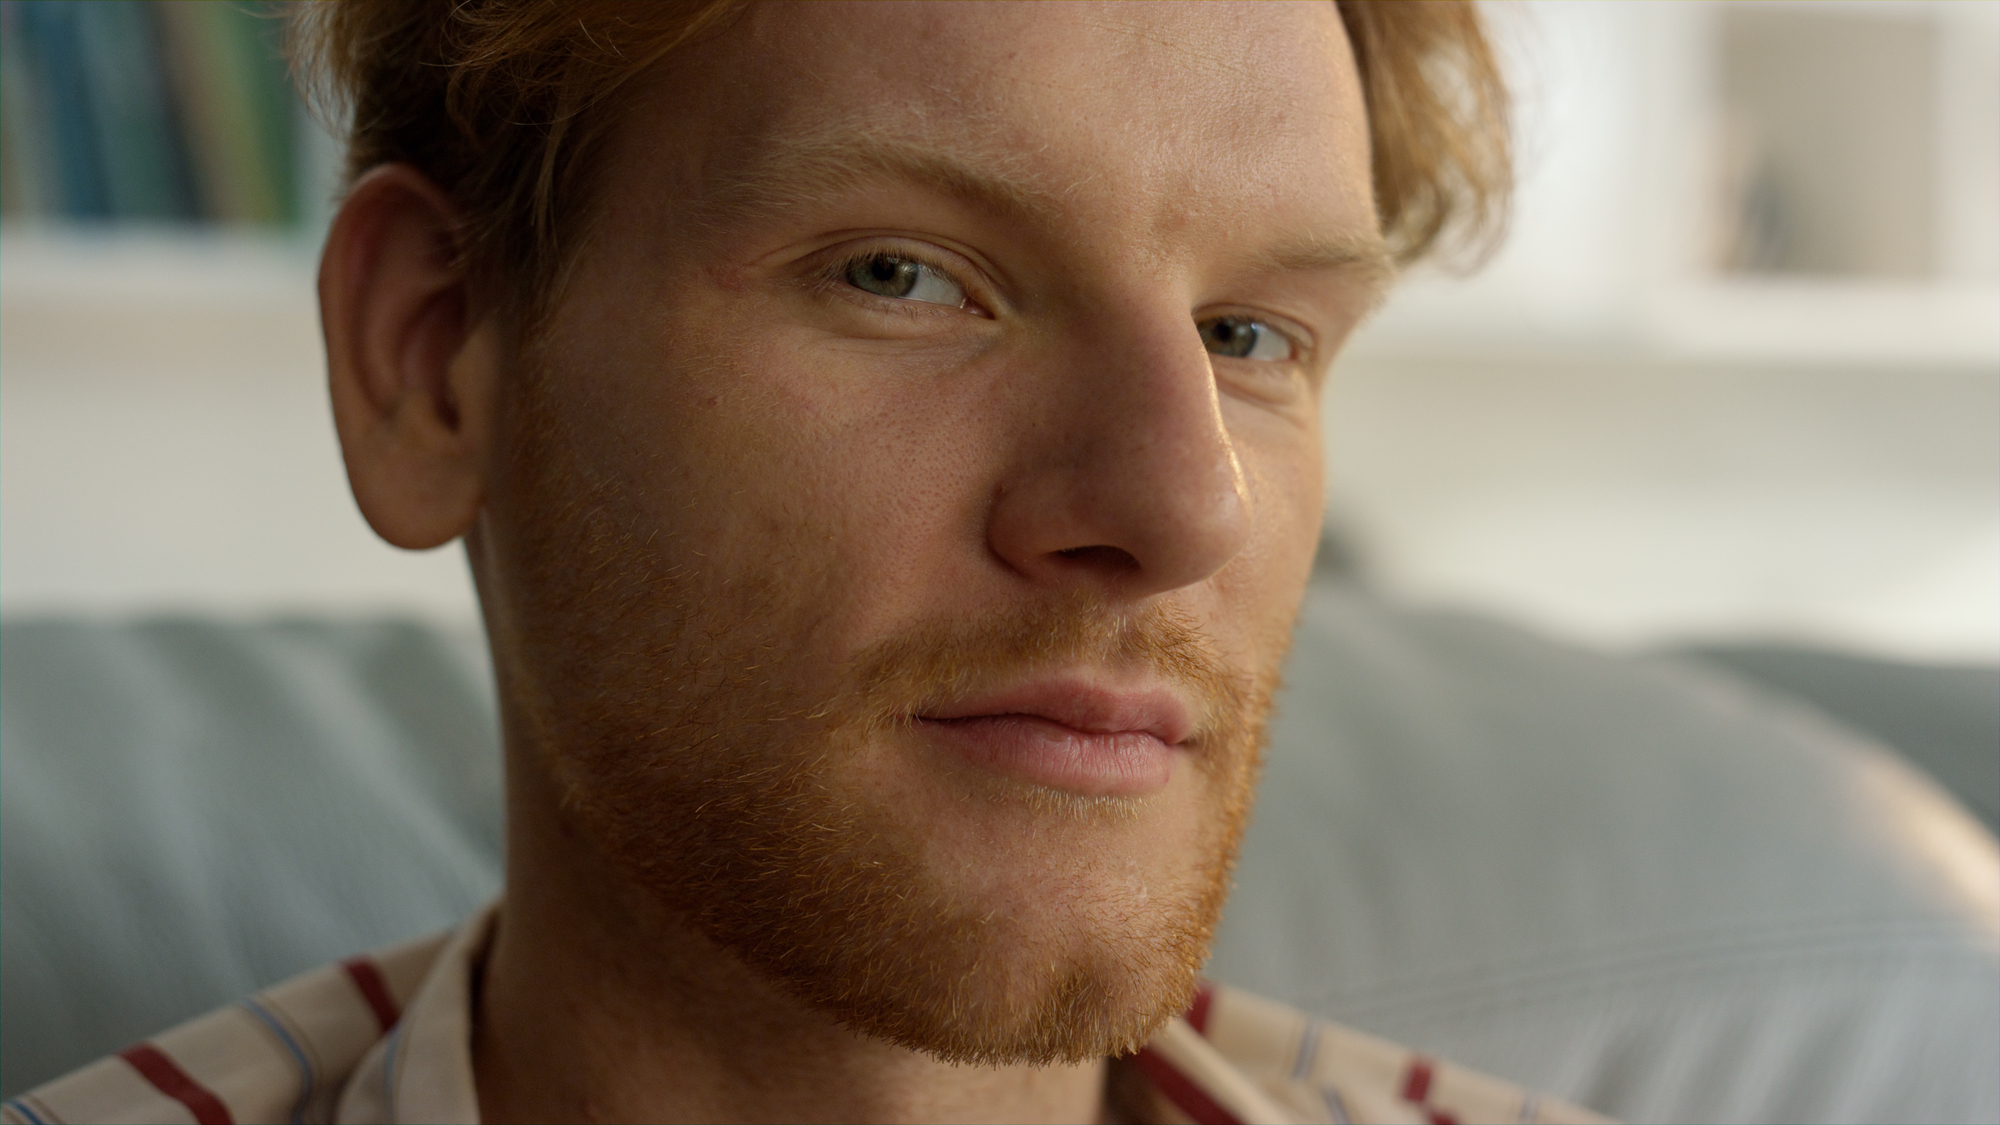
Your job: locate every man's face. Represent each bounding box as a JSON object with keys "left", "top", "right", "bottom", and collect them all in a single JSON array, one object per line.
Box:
[{"left": 475, "top": 0, "right": 1381, "bottom": 1064}]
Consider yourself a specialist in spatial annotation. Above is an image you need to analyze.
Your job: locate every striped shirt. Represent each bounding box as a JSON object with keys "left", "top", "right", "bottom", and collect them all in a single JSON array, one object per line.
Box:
[{"left": 3, "top": 904, "right": 1607, "bottom": 1125}]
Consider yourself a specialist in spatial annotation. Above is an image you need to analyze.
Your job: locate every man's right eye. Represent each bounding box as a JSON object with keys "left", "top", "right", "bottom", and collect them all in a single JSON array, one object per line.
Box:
[
  {"left": 1198, "top": 315, "right": 1296, "bottom": 362},
  {"left": 843, "top": 254, "right": 969, "bottom": 308}
]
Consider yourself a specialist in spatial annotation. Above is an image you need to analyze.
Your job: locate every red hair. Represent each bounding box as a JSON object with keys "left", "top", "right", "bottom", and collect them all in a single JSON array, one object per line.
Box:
[{"left": 291, "top": 1, "right": 1509, "bottom": 311}]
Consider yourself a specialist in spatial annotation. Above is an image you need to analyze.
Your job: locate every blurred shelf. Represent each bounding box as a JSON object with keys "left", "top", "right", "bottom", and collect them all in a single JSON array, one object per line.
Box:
[
  {"left": 1642, "top": 280, "right": 2000, "bottom": 370},
  {"left": 8, "top": 229, "right": 1994, "bottom": 379},
  {"left": 0, "top": 228, "right": 322, "bottom": 388},
  {"left": 1350, "top": 275, "right": 2000, "bottom": 373},
  {"left": 0, "top": 226, "right": 317, "bottom": 302}
]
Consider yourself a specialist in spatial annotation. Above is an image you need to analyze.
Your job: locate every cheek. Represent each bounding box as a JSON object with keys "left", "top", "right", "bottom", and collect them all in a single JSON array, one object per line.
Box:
[
  {"left": 1212, "top": 412, "right": 1323, "bottom": 648},
  {"left": 1232, "top": 400, "right": 1325, "bottom": 556},
  {"left": 532, "top": 289, "right": 1006, "bottom": 641}
]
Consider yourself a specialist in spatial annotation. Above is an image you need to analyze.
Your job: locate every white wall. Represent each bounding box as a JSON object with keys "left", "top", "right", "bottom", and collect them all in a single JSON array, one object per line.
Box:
[
  {"left": 1323, "top": 350, "right": 1997, "bottom": 661},
  {"left": 0, "top": 234, "right": 479, "bottom": 623}
]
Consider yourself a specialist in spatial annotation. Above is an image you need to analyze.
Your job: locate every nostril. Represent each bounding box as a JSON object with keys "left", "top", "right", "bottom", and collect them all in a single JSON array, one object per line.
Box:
[{"left": 1054, "top": 545, "right": 1140, "bottom": 571}]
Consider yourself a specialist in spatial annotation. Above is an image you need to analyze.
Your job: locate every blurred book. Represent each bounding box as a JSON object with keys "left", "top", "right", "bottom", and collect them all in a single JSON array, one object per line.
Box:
[{"left": 0, "top": 0, "right": 298, "bottom": 226}]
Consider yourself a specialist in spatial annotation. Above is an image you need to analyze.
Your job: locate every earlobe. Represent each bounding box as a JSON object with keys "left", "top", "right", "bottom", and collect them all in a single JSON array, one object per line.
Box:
[{"left": 320, "top": 164, "right": 499, "bottom": 551}]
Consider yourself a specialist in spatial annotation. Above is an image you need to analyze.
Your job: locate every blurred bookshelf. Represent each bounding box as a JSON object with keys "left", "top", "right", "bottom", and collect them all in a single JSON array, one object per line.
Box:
[
  {"left": 1346, "top": 0, "right": 1999, "bottom": 374},
  {"left": 0, "top": 0, "right": 312, "bottom": 230},
  {"left": 1, "top": 0, "right": 333, "bottom": 356}
]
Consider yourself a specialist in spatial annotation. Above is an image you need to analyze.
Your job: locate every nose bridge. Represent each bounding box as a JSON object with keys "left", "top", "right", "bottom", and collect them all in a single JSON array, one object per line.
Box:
[
  {"left": 986, "top": 288, "right": 1253, "bottom": 598},
  {"left": 1069, "top": 301, "right": 1242, "bottom": 510}
]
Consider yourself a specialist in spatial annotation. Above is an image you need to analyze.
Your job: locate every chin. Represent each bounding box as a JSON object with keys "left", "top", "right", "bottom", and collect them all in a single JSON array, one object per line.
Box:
[
  {"left": 505, "top": 474, "right": 1276, "bottom": 1062},
  {"left": 776, "top": 827, "right": 1240, "bottom": 1067},
  {"left": 564, "top": 725, "right": 1249, "bottom": 1065}
]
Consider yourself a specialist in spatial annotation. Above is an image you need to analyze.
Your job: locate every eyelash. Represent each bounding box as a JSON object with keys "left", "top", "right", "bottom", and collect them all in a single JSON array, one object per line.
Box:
[
  {"left": 1203, "top": 313, "right": 1313, "bottom": 365},
  {"left": 816, "top": 247, "right": 984, "bottom": 316}
]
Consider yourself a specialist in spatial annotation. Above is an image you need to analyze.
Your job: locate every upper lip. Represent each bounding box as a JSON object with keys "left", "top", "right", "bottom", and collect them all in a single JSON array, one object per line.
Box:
[{"left": 918, "top": 677, "right": 1194, "bottom": 746}]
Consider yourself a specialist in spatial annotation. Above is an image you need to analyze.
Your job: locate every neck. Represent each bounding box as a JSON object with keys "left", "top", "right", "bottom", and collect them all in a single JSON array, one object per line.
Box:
[{"left": 472, "top": 759, "right": 1111, "bottom": 1125}]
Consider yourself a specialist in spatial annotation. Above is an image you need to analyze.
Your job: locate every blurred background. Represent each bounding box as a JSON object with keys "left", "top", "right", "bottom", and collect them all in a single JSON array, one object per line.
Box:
[
  {"left": 8, "top": 6, "right": 1997, "bottom": 1116},
  {"left": 3, "top": 0, "right": 1996, "bottom": 664}
]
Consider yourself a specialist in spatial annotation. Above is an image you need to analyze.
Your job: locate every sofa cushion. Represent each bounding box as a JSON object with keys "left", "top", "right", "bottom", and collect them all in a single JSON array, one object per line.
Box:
[
  {"left": 3, "top": 591, "right": 1995, "bottom": 1121},
  {"left": 0, "top": 618, "right": 502, "bottom": 1098},
  {"left": 1208, "top": 586, "right": 1998, "bottom": 1123}
]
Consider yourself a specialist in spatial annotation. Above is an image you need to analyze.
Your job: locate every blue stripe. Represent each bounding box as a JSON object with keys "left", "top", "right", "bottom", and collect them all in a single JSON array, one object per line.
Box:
[
  {"left": 381, "top": 1022, "right": 406, "bottom": 1120},
  {"left": 1320, "top": 1085, "right": 1354, "bottom": 1125},
  {"left": 1291, "top": 1020, "right": 1323, "bottom": 1082},
  {"left": 4, "top": 1098, "right": 50, "bottom": 1125},
  {"left": 241, "top": 998, "right": 316, "bottom": 1125}
]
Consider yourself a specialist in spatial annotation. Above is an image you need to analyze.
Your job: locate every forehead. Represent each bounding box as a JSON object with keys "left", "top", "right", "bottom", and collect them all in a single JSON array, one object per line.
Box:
[{"left": 618, "top": 0, "right": 1374, "bottom": 253}]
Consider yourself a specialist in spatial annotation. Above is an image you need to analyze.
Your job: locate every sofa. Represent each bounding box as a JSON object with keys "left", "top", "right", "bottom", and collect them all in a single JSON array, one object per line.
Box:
[{"left": 3, "top": 583, "right": 1995, "bottom": 1122}]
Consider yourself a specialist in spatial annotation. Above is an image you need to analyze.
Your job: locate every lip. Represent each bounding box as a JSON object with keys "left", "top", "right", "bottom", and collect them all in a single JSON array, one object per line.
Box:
[{"left": 916, "top": 679, "right": 1192, "bottom": 798}]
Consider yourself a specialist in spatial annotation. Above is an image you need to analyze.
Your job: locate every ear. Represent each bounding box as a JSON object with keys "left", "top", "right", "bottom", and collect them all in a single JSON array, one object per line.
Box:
[{"left": 319, "top": 163, "right": 500, "bottom": 551}]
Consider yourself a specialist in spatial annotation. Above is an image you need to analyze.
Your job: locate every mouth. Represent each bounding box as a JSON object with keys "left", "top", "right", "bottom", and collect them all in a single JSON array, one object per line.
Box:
[{"left": 915, "top": 678, "right": 1192, "bottom": 798}]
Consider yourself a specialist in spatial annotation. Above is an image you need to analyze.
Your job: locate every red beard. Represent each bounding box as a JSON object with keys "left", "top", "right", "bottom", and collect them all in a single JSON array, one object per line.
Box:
[{"left": 490, "top": 379, "right": 1280, "bottom": 1065}]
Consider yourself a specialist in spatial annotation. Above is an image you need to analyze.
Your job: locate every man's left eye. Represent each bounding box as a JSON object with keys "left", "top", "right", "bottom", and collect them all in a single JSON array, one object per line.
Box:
[
  {"left": 843, "top": 253, "right": 968, "bottom": 308},
  {"left": 1198, "top": 316, "right": 1295, "bottom": 362}
]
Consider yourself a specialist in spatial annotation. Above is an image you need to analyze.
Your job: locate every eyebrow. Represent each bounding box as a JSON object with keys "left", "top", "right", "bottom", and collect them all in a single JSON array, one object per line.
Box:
[
  {"left": 1246, "top": 235, "right": 1398, "bottom": 298},
  {"left": 701, "top": 132, "right": 1067, "bottom": 233}
]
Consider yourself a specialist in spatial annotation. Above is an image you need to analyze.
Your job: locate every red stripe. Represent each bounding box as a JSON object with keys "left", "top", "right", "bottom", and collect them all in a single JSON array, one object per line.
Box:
[
  {"left": 1184, "top": 983, "right": 1214, "bottom": 1035},
  {"left": 1402, "top": 1057, "right": 1435, "bottom": 1103},
  {"left": 1427, "top": 1112, "right": 1460, "bottom": 1125},
  {"left": 118, "top": 1044, "right": 233, "bottom": 1125},
  {"left": 1132, "top": 1046, "right": 1241, "bottom": 1125},
  {"left": 341, "top": 956, "right": 402, "bottom": 1033}
]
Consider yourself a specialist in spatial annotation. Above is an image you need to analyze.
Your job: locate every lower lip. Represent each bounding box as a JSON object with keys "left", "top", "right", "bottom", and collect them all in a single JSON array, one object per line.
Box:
[{"left": 918, "top": 715, "right": 1176, "bottom": 798}]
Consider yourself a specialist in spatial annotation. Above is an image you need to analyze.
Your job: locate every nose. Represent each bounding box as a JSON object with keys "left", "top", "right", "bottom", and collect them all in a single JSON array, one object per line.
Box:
[{"left": 986, "top": 305, "right": 1253, "bottom": 600}]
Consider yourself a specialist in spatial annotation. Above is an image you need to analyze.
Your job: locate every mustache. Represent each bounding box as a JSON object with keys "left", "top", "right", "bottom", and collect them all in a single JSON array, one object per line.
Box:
[{"left": 831, "top": 590, "right": 1253, "bottom": 747}]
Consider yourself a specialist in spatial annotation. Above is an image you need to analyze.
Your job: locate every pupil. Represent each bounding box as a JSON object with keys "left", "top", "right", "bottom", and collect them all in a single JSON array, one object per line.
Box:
[
  {"left": 851, "top": 255, "right": 919, "bottom": 297},
  {"left": 1205, "top": 318, "right": 1255, "bottom": 358}
]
